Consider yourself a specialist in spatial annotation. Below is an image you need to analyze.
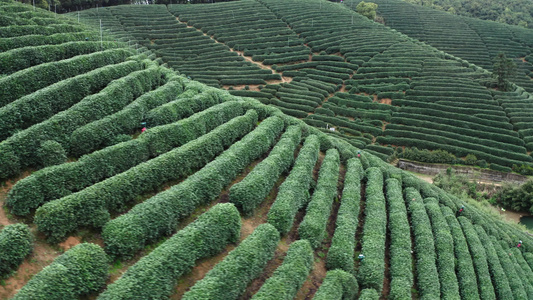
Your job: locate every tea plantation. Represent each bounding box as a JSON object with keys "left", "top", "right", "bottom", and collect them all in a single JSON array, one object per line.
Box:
[{"left": 1, "top": 0, "right": 533, "bottom": 299}]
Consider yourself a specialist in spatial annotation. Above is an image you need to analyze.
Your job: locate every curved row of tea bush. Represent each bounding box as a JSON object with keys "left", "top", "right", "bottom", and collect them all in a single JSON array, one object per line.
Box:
[
  {"left": 103, "top": 114, "right": 283, "bottom": 259},
  {"left": 182, "top": 223, "right": 280, "bottom": 300},
  {"left": 298, "top": 148, "right": 340, "bottom": 248},
  {"left": 267, "top": 135, "right": 320, "bottom": 235},
  {"left": 34, "top": 110, "right": 259, "bottom": 242},
  {"left": 327, "top": 158, "right": 364, "bottom": 273},
  {"left": 97, "top": 203, "right": 241, "bottom": 300},
  {"left": 0, "top": 223, "right": 32, "bottom": 278},
  {"left": 12, "top": 243, "right": 107, "bottom": 300},
  {"left": 230, "top": 124, "right": 301, "bottom": 215},
  {"left": 358, "top": 167, "right": 386, "bottom": 292},
  {"left": 385, "top": 178, "right": 413, "bottom": 299},
  {"left": 6, "top": 100, "right": 245, "bottom": 216},
  {"left": 251, "top": 239, "right": 313, "bottom": 300},
  {"left": 313, "top": 269, "right": 359, "bottom": 300}
]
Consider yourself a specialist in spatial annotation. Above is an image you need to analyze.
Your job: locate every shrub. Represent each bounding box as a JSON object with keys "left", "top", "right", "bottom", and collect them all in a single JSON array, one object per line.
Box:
[
  {"left": 97, "top": 203, "right": 241, "bottom": 300},
  {"left": 267, "top": 135, "right": 320, "bottom": 235},
  {"left": 386, "top": 178, "right": 413, "bottom": 300},
  {"left": 358, "top": 167, "right": 386, "bottom": 293},
  {"left": 474, "top": 225, "right": 513, "bottom": 300},
  {"left": 0, "top": 62, "right": 166, "bottom": 180},
  {"left": 313, "top": 269, "right": 358, "bottom": 300},
  {"left": 103, "top": 114, "right": 283, "bottom": 259},
  {"left": 12, "top": 243, "right": 107, "bottom": 300},
  {"left": 359, "top": 288, "right": 380, "bottom": 300},
  {"left": 37, "top": 140, "right": 67, "bottom": 167},
  {"left": 230, "top": 125, "right": 302, "bottom": 215},
  {"left": 405, "top": 188, "right": 440, "bottom": 299},
  {"left": 182, "top": 223, "right": 280, "bottom": 300},
  {"left": 251, "top": 240, "right": 313, "bottom": 300},
  {"left": 424, "top": 199, "right": 460, "bottom": 299},
  {"left": 35, "top": 110, "right": 259, "bottom": 243},
  {"left": 464, "top": 154, "right": 478, "bottom": 165},
  {"left": 458, "top": 217, "right": 496, "bottom": 300},
  {"left": 7, "top": 101, "right": 245, "bottom": 216},
  {"left": 0, "top": 223, "right": 33, "bottom": 278},
  {"left": 441, "top": 206, "right": 480, "bottom": 299},
  {"left": 298, "top": 149, "right": 340, "bottom": 248},
  {"left": 327, "top": 158, "right": 364, "bottom": 273}
]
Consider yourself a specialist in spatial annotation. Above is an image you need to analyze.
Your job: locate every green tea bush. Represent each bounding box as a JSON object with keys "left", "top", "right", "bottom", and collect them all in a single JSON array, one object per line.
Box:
[
  {"left": 35, "top": 110, "right": 258, "bottom": 242},
  {"left": 267, "top": 135, "right": 320, "bottom": 235},
  {"left": 441, "top": 206, "right": 480, "bottom": 299},
  {"left": 251, "top": 240, "right": 313, "bottom": 300},
  {"left": 313, "top": 269, "right": 358, "bottom": 300},
  {"left": 12, "top": 243, "right": 107, "bottom": 300},
  {"left": 358, "top": 167, "right": 386, "bottom": 292},
  {"left": 405, "top": 188, "right": 440, "bottom": 299},
  {"left": 458, "top": 217, "right": 496, "bottom": 299},
  {"left": 327, "top": 158, "right": 363, "bottom": 273},
  {"left": 424, "top": 199, "right": 460, "bottom": 299},
  {"left": 6, "top": 101, "right": 244, "bottom": 216},
  {"left": 359, "top": 288, "right": 379, "bottom": 300},
  {"left": 474, "top": 225, "right": 513, "bottom": 300},
  {"left": 97, "top": 203, "right": 241, "bottom": 300},
  {"left": 182, "top": 223, "right": 280, "bottom": 300},
  {"left": 230, "top": 125, "right": 301, "bottom": 215},
  {"left": 0, "top": 48, "right": 133, "bottom": 110},
  {"left": 386, "top": 178, "right": 413, "bottom": 300},
  {"left": 37, "top": 140, "right": 67, "bottom": 167},
  {"left": 103, "top": 114, "right": 283, "bottom": 259},
  {"left": 298, "top": 148, "right": 340, "bottom": 248},
  {"left": 0, "top": 223, "right": 32, "bottom": 278},
  {"left": 0, "top": 63, "right": 166, "bottom": 179}
]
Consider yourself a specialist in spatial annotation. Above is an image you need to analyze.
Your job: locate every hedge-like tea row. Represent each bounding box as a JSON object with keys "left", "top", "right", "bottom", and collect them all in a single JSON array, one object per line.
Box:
[
  {"left": 358, "top": 167, "right": 386, "bottom": 293},
  {"left": 69, "top": 76, "right": 186, "bottom": 155},
  {"left": 506, "top": 247, "right": 533, "bottom": 298},
  {"left": 0, "top": 223, "right": 32, "bottom": 278},
  {"left": 298, "top": 148, "right": 339, "bottom": 248},
  {"left": 327, "top": 158, "right": 363, "bottom": 273},
  {"left": 35, "top": 110, "right": 258, "bottom": 243},
  {"left": 313, "top": 269, "right": 358, "bottom": 300},
  {"left": 0, "top": 41, "right": 123, "bottom": 75},
  {"left": 490, "top": 236, "right": 528, "bottom": 299},
  {"left": 510, "top": 247, "right": 533, "bottom": 289},
  {"left": 441, "top": 206, "right": 480, "bottom": 299},
  {"left": 0, "top": 48, "right": 134, "bottom": 109},
  {"left": 6, "top": 100, "right": 245, "bottom": 216},
  {"left": 0, "top": 31, "right": 102, "bottom": 52},
  {"left": 103, "top": 114, "right": 283, "bottom": 259},
  {"left": 97, "top": 203, "right": 241, "bottom": 300},
  {"left": 424, "top": 198, "right": 460, "bottom": 299},
  {"left": 473, "top": 225, "right": 514, "bottom": 300},
  {"left": 359, "top": 288, "right": 380, "bottom": 300},
  {"left": 182, "top": 223, "right": 280, "bottom": 300},
  {"left": 251, "top": 239, "right": 313, "bottom": 300},
  {"left": 0, "top": 58, "right": 142, "bottom": 142},
  {"left": 12, "top": 243, "right": 107, "bottom": 300},
  {"left": 230, "top": 124, "right": 301, "bottom": 215},
  {"left": 405, "top": 188, "right": 440, "bottom": 299},
  {"left": 267, "top": 135, "right": 320, "bottom": 235},
  {"left": 458, "top": 217, "right": 496, "bottom": 300},
  {"left": 385, "top": 178, "right": 413, "bottom": 300},
  {"left": 0, "top": 62, "right": 166, "bottom": 179}
]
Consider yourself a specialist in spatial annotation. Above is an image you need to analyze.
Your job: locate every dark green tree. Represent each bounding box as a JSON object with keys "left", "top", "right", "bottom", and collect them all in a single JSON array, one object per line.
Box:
[
  {"left": 356, "top": 1, "right": 378, "bottom": 20},
  {"left": 493, "top": 52, "right": 516, "bottom": 91}
]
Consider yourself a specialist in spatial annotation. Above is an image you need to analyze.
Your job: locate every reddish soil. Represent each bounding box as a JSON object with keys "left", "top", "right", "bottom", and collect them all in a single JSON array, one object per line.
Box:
[
  {"left": 59, "top": 236, "right": 81, "bottom": 251},
  {"left": 379, "top": 98, "right": 392, "bottom": 105}
]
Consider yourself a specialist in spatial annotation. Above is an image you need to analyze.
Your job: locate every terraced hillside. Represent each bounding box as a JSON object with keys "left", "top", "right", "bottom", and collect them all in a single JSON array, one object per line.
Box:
[
  {"left": 2, "top": 1, "right": 533, "bottom": 299},
  {"left": 71, "top": 0, "right": 533, "bottom": 172}
]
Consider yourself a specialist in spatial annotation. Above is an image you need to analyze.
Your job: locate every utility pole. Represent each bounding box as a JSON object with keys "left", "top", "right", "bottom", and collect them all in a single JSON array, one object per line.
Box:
[{"left": 100, "top": 19, "right": 103, "bottom": 49}]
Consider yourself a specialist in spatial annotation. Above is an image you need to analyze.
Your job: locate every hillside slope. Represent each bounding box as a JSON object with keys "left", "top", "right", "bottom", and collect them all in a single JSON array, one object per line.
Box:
[
  {"left": 71, "top": 0, "right": 533, "bottom": 171},
  {"left": 1, "top": 1, "right": 533, "bottom": 299}
]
